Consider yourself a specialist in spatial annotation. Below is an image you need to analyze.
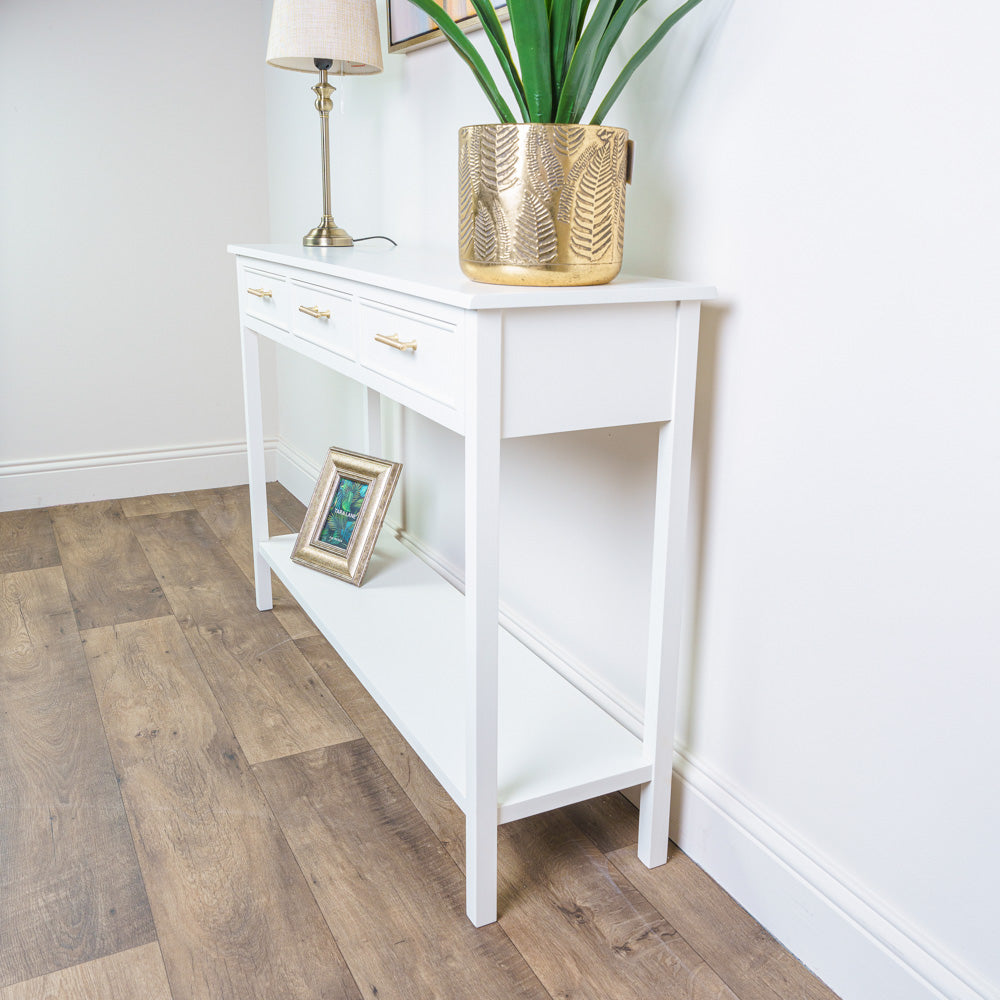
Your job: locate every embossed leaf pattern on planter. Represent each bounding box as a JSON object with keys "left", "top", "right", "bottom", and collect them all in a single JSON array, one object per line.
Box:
[
  {"left": 553, "top": 124, "right": 585, "bottom": 158},
  {"left": 458, "top": 129, "right": 481, "bottom": 257},
  {"left": 556, "top": 129, "right": 624, "bottom": 227},
  {"left": 515, "top": 190, "right": 558, "bottom": 264},
  {"left": 473, "top": 203, "right": 497, "bottom": 261},
  {"left": 615, "top": 140, "right": 628, "bottom": 260},
  {"left": 480, "top": 125, "right": 520, "bottom": 193},
  {"left": 458, "top": 124, "right": 627, "bottom": 270},
  {"left": 474, "top": 200, "right": 512, "bottom": 262},
  {"left": 526, "top": 128, "right": 564, "bottom": 204},
  {"left": 568, "top": 135, "right": 617, "bottom": 260},
  {"left": 491, "top": 200, "right": 511, "bottom": 259}
]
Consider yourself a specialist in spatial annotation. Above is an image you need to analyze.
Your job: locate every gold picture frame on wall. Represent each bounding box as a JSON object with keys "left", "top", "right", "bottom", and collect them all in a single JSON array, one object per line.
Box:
[
  {"left": 387, "top": 0, "right": 508, "bottom": 53},
  {"left": 291, "top": 447, "right": 402, "bottom": 586}
]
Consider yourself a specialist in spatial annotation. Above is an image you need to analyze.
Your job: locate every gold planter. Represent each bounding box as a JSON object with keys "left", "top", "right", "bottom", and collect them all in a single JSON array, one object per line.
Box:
[{"left": 458, "top": 123, "right": 632, "bottom": 287}]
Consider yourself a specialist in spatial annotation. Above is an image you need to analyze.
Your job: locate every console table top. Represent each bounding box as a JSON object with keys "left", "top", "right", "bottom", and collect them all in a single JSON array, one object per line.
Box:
[{"left": 228, "top": 243, "right": 716, "bottom": 311}]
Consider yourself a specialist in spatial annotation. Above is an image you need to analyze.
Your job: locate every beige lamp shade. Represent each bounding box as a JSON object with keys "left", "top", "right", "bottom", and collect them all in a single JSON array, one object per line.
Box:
[{"left": 266, "top": 0, "right": 383, "bottom": 74}]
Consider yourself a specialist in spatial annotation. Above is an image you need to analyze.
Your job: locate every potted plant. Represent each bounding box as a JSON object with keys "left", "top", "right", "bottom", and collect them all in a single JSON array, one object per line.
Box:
[{"left": 405, "top": 0, "right": 707, "bottom": 286}]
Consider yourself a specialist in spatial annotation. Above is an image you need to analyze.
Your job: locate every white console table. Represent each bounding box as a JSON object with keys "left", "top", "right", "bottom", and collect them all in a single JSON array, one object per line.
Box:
[{"left": 230, "top": 243, "right": 714, "bottom": 926}]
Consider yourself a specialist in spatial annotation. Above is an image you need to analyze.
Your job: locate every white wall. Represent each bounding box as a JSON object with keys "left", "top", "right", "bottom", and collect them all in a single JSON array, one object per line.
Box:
[
  {"left": 663, "top": 6, "right": 999, "bottom": 998},
  {"left": 265, "top": 3, "right": 1000, "bottom": 1000},
  {"left": 0, "top": 0, "right": 273, "bottom": 510}
]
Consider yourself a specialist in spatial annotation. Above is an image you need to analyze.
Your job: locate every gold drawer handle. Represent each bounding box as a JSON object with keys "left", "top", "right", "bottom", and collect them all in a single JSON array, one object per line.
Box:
[
  {"left": 299, "top": 305, "right": 330, "bottom": 320},
  {"left": 247, "top": 287, "right": 273, "bottom": 299},
  {"left": 375, "top": 333, "right": 417, "bottom": 353}
]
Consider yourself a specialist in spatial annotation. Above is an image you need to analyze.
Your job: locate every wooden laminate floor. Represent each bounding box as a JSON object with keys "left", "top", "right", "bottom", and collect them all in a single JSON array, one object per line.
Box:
[{"left": 0, "top": 486, "right": 841, "bottom": 1000}]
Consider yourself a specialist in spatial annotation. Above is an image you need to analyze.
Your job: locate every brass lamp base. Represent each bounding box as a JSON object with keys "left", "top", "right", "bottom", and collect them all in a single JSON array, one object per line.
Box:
[{"left": 303, "top": 216, "right": 353, "bottom": 247}]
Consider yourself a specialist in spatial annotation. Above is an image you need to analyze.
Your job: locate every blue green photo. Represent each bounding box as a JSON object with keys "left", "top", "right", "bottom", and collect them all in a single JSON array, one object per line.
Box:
[{"left": 319, "top": 476, "right": 369, "bottom": 550}]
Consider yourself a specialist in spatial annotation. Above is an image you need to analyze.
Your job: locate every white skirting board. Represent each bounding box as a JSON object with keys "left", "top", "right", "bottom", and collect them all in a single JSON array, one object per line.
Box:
[
  {"left": 656, "top": 753, "right": 994, "bottom": 1000},
  {"left": 276, "top": 445, "right": 992, "bottom": 1000},
  {"left": 0, "top": 440, "right": 277, "bottom": 512},
  {"left": 275, "top": 439, "right": 326, "bottom": 512}
]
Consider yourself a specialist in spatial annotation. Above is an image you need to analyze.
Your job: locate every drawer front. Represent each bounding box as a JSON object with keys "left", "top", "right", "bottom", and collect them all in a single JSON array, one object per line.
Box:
[
  {"left": 501, "top": 302, "right": 677, "bottom": 436},
  {"left": 359, "top": 299, "right": 463, "bottom": 410},
  {"left": 290, "top": 280, "right": 356, "bottom": 360},
  {"left": 241, "top": 265, "right": 287, "bottom": 328}
]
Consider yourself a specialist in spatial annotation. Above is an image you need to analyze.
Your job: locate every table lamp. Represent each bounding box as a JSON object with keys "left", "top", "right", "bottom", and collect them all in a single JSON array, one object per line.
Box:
[{"left": 266, "top": 0, "right": 383, "bottom": 247}]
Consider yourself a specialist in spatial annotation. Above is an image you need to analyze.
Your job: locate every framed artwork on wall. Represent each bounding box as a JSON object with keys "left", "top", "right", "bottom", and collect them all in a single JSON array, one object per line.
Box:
[
  {"left": 387, "top": 0, "right": 508, "bottom": 54},
  {"left": 291, "top": 447, "right": 402, "bottom": 586}
]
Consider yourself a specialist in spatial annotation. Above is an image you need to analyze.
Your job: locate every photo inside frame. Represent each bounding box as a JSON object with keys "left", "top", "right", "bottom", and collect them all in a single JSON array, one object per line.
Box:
[
  {"left": 388, "top": 0, "right": 506, "bottom": 50},
  {"left": 315, "top": 474, "right": 371, "bottom": 554}
]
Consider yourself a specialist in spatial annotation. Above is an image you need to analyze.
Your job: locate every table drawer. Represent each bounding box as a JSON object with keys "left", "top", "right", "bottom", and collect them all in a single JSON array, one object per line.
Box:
[
  {"left": 359, "top": 299, "right": 463, "bottom": 410},
  {"left": 291, "top": 280, "right": 355, "bottom": 360},
  {"left": 241, "top": 265, "right": 287, "bottom": 329}
]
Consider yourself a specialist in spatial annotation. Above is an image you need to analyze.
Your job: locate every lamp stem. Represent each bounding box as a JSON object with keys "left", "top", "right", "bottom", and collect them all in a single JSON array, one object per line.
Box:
[
  {"left": 304, "top": 62, "right": 352, "bottom": 247},
  {"left": 318, "top": 67, "right": 332, "bottom": 220}
]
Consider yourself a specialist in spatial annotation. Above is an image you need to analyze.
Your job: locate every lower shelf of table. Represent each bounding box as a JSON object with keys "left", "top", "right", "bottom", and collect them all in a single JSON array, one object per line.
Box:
[{"left": 260, "top": 532, "right": 650, "bottom": 824}]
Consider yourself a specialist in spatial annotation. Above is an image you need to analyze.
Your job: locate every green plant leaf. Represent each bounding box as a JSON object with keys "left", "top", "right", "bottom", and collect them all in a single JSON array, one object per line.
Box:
[
  {"left": 590, "top": 0, "right": 706, "bottom": 124},
  {"left": 548, "top": 0, "right": 579, "bottom": 95},
  {"left": 569, "top": 0, "right": 646, "bottom": 121},
  {"left": 404, "top": 0, "right": 516, "bottom": 123},
  {"left": 467, "top": 0, "right": 531, "bottom": 121},
  {"left": 553, "top": 0, "right": 619, "bottom": 123},
  {"left": 508, "top": 0, "right": 554, "bottom": 121}
]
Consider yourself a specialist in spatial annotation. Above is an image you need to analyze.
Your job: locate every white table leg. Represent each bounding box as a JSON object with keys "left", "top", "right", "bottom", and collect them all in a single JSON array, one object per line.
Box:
[
  {"left": 638, "top": 301, "right": 701, "bottom": 867},
  {"left": 362, "top": 386, "right": 382, "bottom": 456},
  {"left": 464, "top": 313, "right": 502, "bottom": 926},
  {"left": 240, "top": 325, "right": 272, "bottom": 611}
]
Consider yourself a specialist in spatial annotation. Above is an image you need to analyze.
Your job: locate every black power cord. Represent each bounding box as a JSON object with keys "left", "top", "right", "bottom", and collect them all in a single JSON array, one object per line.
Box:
[{"left": 353, "top": 235, "right": 398, "bottom": 246}]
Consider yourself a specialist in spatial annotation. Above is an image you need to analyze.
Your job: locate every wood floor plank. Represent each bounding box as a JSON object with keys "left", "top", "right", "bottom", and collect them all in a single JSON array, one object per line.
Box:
[
  {"left": 50, "top": 501, "right": 172, "bottom": 630},
  {"left": 187, "top": 485, "right": 318, "bottom": 640},
  {"left": 119, "top": 492, "right": 194, "bottom": 517},
  {"left": 0, "top": 943, "right": 172, "bottom": 1000},
  {"left": 82, "top": 616, "right": 362, "bottom": 1000},
  {"left": 562, "top": 791, "right": 640, "bottom": 855},
  {"left": 129, "top": 509, "right": 358, "bottom": 764},
  {"left": 297, "top": 629, "right": 768, "bottom": 1000},
  {"left": 253, "top": 741, "right": 550, "bottom": 1000},
  {"left": 296, "top": 633, "right": 467, "bottom": 864},
  {"left": 0, "top": 568, "right": 155, "bottom": 988},
  {"left": 302, "top": 633, "right": 646, "bottom": 877},
  {"left": 610, "top": 846, "right": 842, "bottom": 1000},
  {"left": 5, "top": 500, "right": 844, "bottom": 1000},
  {"left": 0, "top": 508, "right": 61, "bottom": 575},
  {"left": 265, "top": 481, "right": 306, "bottom": 532},
  {"left": 498, "top": 812, "right": 739, "bottom": 1000}
]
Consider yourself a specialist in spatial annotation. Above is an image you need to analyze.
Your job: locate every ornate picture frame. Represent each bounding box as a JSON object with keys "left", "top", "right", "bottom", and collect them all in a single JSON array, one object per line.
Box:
[
  {"left": 291, "top": 447, "right": 402, "bottom": 586},
  {"left": 387, "top": 0, "right": 508, "bottom": 54}
]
